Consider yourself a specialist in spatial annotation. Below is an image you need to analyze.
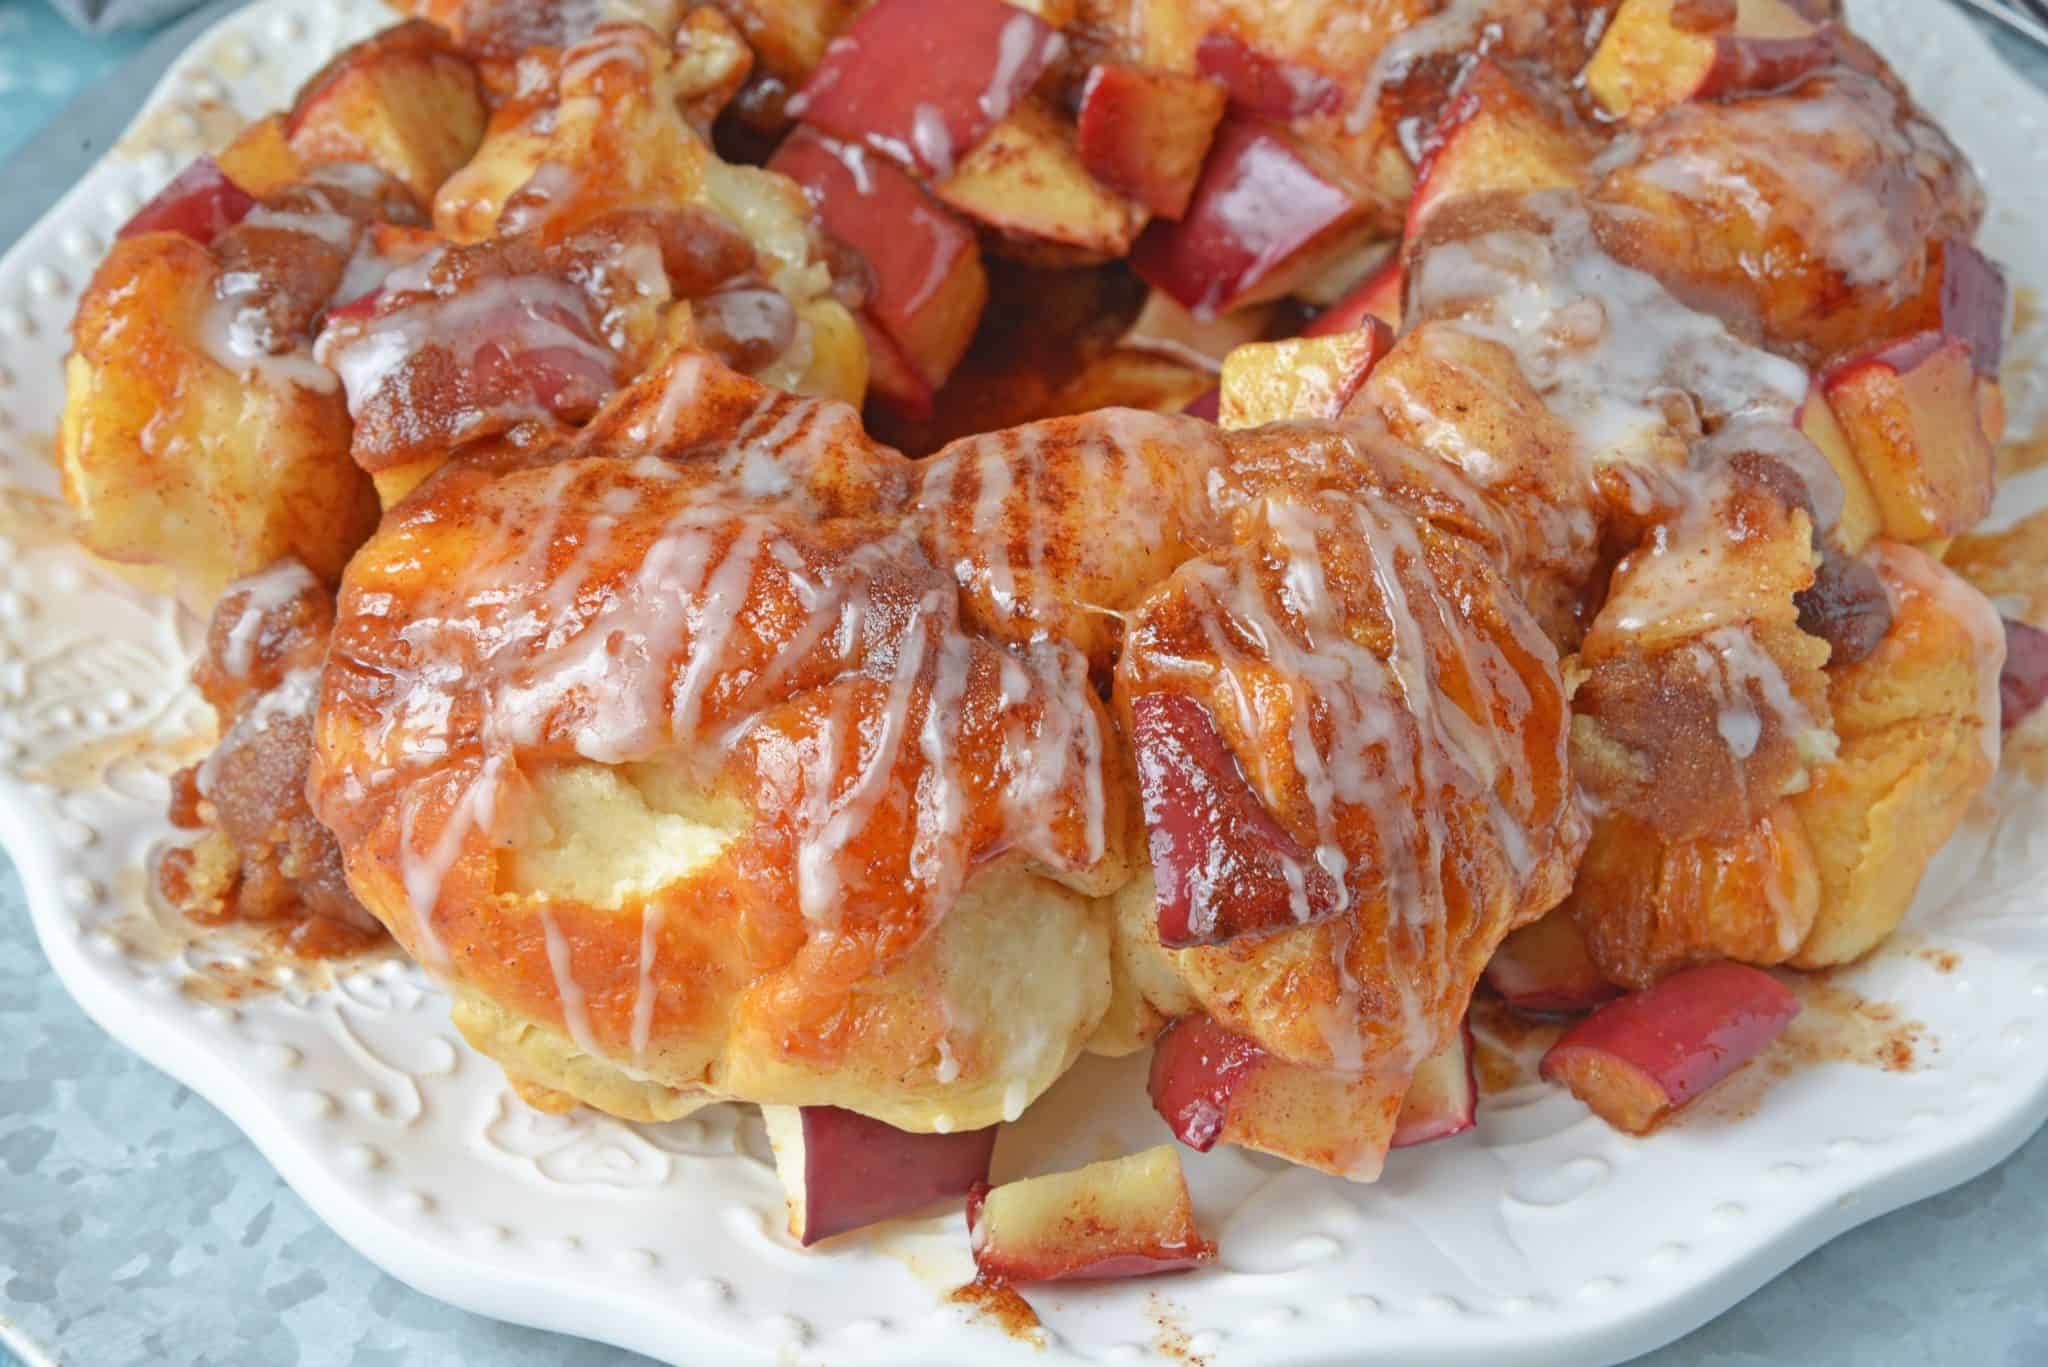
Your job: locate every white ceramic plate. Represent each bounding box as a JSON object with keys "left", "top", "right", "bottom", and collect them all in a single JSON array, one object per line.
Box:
[{"left": 6, "top": 3, "right": 2048, "bottom": 1364}]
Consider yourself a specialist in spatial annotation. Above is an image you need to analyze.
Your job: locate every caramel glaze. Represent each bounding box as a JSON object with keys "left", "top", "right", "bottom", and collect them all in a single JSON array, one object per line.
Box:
[{"left": 310, "top": 348, "right": 1585, "bottom": 1091}]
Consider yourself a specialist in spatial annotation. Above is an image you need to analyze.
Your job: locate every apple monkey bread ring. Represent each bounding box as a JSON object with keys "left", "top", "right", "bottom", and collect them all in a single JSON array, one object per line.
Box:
[{"left": 59, "top": 0, "right": 2037, "bottom": 1266}]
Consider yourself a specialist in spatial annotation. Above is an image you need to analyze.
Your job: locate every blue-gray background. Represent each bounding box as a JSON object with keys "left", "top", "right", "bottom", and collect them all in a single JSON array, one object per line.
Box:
[{"left": 2, "top": 2, "right": 2045, "bottom": 1362}]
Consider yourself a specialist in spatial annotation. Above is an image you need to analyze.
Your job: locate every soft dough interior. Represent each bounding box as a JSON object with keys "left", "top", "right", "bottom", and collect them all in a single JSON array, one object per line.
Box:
[{"left": 501, "top": 761, "right": 747, "bottom": 906}]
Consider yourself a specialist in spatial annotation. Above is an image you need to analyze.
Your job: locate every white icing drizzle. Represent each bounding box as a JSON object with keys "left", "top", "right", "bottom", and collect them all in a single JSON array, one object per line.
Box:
[
  {"left": 540, "top": 906, "right": 603, "bottom": 1057},
  {"left": 241, "top": 205, "right": 356, "bottom": 249},
  {"left": 194, "top": 176, "right": 414, "bottom": 396},
  {"left": 198, "top": 295, "right": 341, "bottom": 394},
  {"left": 1408, "top": 194, "right": 1811, "bottom": 473},
  {"left": 300, "top": 161, "right": 403, "bottom": 198},
  {"left": 560, "top": 23, "right": 653, "bottom": 90},
  {"left": 1352, "top": 0, "right": 1492, "bottom": 146},
  {"left": 983, "top": 13, "right": 1054, "bottom": 121},
  {"left": 910, "top": 103, "right": 954, "bottom": 181},
  {"left": 630, "top": 900, "right": 665, "bottom": 1060},
  {"left": 1695, "top": 625, "right": 1817, "bottom": 775}
]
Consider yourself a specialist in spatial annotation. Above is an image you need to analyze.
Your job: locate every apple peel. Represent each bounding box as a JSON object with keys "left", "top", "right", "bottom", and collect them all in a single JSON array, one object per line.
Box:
[
  {"left": 966, "top": 1147, "right": 1216, "bottom": 1283},
  {"left": 1540, "top": 961, "right": 1800, "bottom": 1135},
  {"left": 763, "top": 1104, "right": 998, "bottom": 1245},
  {"left": 1130, "top": 691, "right": 1344, "bottom": 948}
]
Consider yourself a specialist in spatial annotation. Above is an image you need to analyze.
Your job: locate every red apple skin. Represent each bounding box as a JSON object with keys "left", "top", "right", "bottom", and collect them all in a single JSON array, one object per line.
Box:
[
  {"left": 1304, "top": 253, "right": 1401, "bottom": 336},
  {"left": 1130, "top": 691, "right": 1344, "bottom": 948},
  {"left": 1193, "top": 30, "right": 1344, "bottom": 120},
  {"left": 1484, "top": 910, "right": 1622, "bottom": 1015},
  {"left": 1851, "top": 329, "right": 1948, "bottom": 374},
  {"left": 769, "top": 127, "right": 985, "bottom": 392},
  {"left": 1322, "top": 318, "right": 1397, "bottom": 415},
  {"left": 1540, "top": 961, "right": 1801, "bottom": 1135},
  {"left": 1938, "top": 239, "right": 2009, "bottom": 379},
  {"left": 2001, "top": 618, "right": 2048, "bottom": 734},
  {"left": 319, "top": 284, "right": 621, "bottom": 463},
  {"left": 1129, "top": 117, "right": 1362, "bottom": 319},
  {"left": 117, "top": 157, "right": 257, "bottom": 245},
  {"left": 1391, "top": 1020, "right": 1477, "bottom": 1148},
  {"left": 1691, "top": 33, "right": 1835, "bottom": 100},
  {"left": 1075, "top": 64, "right": 1228, "bottom": 220},
  {"left": 789, "top": 0, "right": 1061, "bottom": 178},
  {"left": 793, "top": 1106, "right": 998, "bottom": 1245},
  {"left": 855, "top": 312, "right": 937, "bottom": 420},
  {"left": 1147, "top": 1013, "right": 1268, "bottom": 1151}
]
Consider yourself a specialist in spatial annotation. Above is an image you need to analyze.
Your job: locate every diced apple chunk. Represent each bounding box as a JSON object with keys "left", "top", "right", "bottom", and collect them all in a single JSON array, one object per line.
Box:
[
  {"left": 762, "top": 1104, "right": 999, "bottom": 1246},
  {"left": 1819, "top": 331, "right": 1996, "bottom": 543},
  {"left": 1214, "top": 1044, "right": 1404, "bottom": 1179},
  {"left": 1193, "top": 29, "right": 1343, "bottom": 120},
  {"left": 1484, "top": 910, "right": 1622, "bottom": 1015},
  {"left": 1796, "top": 384, "right": 1882, "bottom": 555},
  {"left": 1147, "top": 1012, "right": 1267, "bottom": 1151},
  {"left": 1129, "top": 691, "right": 1342, "bottom": 948},
  {"left": 1391, "top": 1020, "right": 1477, "bottom": 1148},
  {"left": 790, "top": 0, "right": 1062, "bottom": 178},
  {"left": 1585, "top": 0, "right": 1834, "bottom": 126},
  {"left": 1076, "top": 64, "right": 1227, "bottom": 220},
  {"left": 117, "top": 158, "right": 256, "bottom": 245},
  {"left": 769, "top": 127, "right": 987, "bottom": 393},
  {"left": 286, "top": 20, "right": 488, "bottom": 205},
  {"left": 1217, "top": 321, "right": 1393, "bottom": 427},
  {"left": 1539, "top": 962, "right": 1800, "bottom": 1134},
  {"left": 1146, "top": 1013, "right": 1404, "bottom": 1179},
  {"left": 934, "top": 101, "right": 1147, "bottom": 263},
  {"left": 967, "top": 1147, "right": 1215, "bottom": 1283},
  {"left": 1130, "top": 117, "right": 1366, "bottom": 319},
  {"left": 1119, "top": 289, "right": 1274, "bottom": 374},
  {"left": 1406, "top": 60, "right": 1591, "bottom": 240},
  {"left": 213, "top": 116, "right": 305, "bottom": 199}
]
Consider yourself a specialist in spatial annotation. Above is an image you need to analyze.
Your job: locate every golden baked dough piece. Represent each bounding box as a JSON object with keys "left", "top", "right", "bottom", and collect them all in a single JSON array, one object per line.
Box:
[
  {"left": 1592, "top": 70, "right": 1984, "bottom": 367},
  {"left": 310, "top": 18, "right": 865, "bottom": 505},
  {"left": 311, "top": 354, "right": 1134, "bottom": 1129},
  {"left": 164, "top": 561, "right": 381, "bottom": 948},
  {"left": 1352, "top": 184, "right": 2000, "bottom": 989},
  {"left": 310, "top": 343, "right": 1586, "bottom": 1169},
  {"left": 57, "top": 164, "right": 426, "bottom": 608},
  {"left": 1111, "top": 462, "right": 1585, "bottom": 1071},
  {"left": 429, "top": 14, "right": 858, "bottom": 381},
  {"left": 1789, "top": 542, "right": 2004, "bottom": 966}
]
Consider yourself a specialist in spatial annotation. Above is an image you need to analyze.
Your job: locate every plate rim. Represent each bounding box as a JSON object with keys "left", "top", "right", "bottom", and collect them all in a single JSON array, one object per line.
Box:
[{"left": 4, "top": 1, "right": 2048, "bottom": 1364}]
